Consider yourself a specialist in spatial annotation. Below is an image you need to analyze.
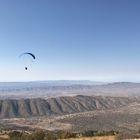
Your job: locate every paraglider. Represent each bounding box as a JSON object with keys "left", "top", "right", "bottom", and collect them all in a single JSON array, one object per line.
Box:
[{"left": 19, "top": 52, "right": 36, "bottom": 70}]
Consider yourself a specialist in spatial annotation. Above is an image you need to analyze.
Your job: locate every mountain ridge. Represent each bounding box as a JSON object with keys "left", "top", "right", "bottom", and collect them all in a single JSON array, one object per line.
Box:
[{"left": 0, "top": 95, "right": 139, "bottom": 118}]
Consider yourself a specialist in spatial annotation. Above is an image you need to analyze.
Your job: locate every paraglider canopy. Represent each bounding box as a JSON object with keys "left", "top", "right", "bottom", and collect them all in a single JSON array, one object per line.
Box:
[
  {"left": 20, "top": 52, "right": 36, "bottom": 60},
  {"left": 19, "top": 52, "right": 36, "bottom": 70}
]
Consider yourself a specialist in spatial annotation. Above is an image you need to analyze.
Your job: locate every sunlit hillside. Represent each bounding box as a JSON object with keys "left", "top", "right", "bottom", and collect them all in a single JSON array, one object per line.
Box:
[{"left": 60, "top": 136, "right": 115, "bottom": 140}]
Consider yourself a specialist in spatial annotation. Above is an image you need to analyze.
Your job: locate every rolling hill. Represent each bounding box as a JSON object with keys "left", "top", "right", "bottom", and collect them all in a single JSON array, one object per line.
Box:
[{"left": 0, "top": 81, "right": 140, "bottom": 99}]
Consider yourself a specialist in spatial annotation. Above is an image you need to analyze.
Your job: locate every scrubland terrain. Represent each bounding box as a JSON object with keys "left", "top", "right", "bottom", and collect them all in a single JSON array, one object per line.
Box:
[
  {"left": 0, "top": 82, "right": 140, "bottom": 139},
  {"left": 60, "top": 136, "right": 116, "bottom": 140},
  {"left": 0, "top": 95, "right": 140, "bottom": 134}
]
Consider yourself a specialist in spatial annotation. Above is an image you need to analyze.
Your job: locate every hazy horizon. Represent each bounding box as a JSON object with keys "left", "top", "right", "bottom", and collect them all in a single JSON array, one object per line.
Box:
[{"left": 0, "top": 79, "right": 139, "bottom": 83}]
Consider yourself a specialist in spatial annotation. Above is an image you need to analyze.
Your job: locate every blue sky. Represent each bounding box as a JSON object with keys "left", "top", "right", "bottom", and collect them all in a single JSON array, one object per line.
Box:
[{"left": 0, "top": 0, "right": 140, "bottom": 82}]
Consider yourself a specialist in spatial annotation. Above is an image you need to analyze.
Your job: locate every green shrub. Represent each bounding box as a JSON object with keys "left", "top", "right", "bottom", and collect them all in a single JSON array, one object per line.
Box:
[
  {"left": 31, "top": 130, "right": 45, "bottom": 140},
  {"left": 8, "top": 131, "right": 32, "bottom": 140}
]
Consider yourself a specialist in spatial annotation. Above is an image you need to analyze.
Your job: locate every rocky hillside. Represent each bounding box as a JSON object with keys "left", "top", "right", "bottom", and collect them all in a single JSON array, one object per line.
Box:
[{"left": 0, "top": 95, "right": 139, "bottom": 118}]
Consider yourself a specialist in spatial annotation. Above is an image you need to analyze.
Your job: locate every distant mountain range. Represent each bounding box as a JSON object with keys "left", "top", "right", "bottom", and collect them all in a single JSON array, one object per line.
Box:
[
  {"left": 0, "top": 81, "right": 140, "bottom": 98},
  {"left": 0, "top": 80, "right": 105, "bottom": 89}
]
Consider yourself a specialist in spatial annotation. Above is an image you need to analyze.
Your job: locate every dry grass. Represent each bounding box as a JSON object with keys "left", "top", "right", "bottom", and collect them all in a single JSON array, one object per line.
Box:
[
  {"left": 0, "top": 134, "right": 9, "bottom": 139},
  {"left": 60, "top": 136, "right": 116, "bottom": 140}
]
